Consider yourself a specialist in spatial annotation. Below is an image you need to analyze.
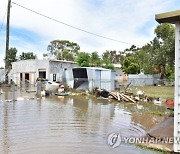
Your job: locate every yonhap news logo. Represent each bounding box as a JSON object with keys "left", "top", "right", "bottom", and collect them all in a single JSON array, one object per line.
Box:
[
  {"left": 107, "top": 132, "right": 180, "bottom": 148},
  {"left": 107, "top": 132, "right": 121, "bottom": 148}
]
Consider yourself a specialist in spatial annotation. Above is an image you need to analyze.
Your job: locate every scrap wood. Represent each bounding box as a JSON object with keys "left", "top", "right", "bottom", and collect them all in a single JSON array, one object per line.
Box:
[
  {"left": 124, "top": 81, "right": 132, "bottom": 92},
  {"left": 110, "top": 92, "right": 118, "bottom": 99},
  {"left": 119, "top": 93, "right": 129, "bottom": 102},
  {"left": 110, "top": 91, "right": 136, "bottom": 103},
  {"left": 117, "top": 92, "right": 120, "bottom": 101},
  {"left": 121, "top": 93, "right": 137, "bottom": 103}
]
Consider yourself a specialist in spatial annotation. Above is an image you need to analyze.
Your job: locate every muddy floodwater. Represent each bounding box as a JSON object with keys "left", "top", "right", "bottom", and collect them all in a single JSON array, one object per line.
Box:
[{"left": 0, "top": 88, "right": 165, "bottom": 154}]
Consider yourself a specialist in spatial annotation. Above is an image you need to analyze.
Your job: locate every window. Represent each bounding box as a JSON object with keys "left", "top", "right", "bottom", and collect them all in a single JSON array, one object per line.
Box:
[{"left": 53, "top": 74, "right": 56, "bottom": 81}]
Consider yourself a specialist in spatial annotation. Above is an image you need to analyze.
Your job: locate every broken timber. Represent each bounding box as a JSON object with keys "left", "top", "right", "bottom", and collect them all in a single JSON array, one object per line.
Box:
[{"left": 110, "top": 91, "right": 137, "bottom": 103}]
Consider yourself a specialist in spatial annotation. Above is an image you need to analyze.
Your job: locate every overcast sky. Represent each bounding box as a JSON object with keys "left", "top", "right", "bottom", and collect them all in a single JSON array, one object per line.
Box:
[{"left": 0, "top": 0, "right": 179, "bottom": 67}]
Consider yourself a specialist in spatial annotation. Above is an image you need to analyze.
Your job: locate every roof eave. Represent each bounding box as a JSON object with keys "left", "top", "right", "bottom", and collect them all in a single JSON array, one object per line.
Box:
[{"left": 155, "top": 10, "right": 180, "bottom": 24}]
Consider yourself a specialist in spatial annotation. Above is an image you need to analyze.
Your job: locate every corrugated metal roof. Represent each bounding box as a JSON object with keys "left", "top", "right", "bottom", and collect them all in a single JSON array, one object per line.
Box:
[{"left": 74, "top": 67, "right": 111, "bottom": 71}]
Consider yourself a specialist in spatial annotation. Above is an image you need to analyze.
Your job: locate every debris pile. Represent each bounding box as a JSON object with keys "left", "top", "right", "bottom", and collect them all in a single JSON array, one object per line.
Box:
[
  {"left": 95, "top": 87, "right": 151, "bottom": 103},
  {"left": 110, "top": 91, "right": 137, "bottom": 103}
]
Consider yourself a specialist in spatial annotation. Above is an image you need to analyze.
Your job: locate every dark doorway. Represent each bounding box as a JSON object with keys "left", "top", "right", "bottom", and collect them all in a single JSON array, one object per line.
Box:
[
  {"left": 25, "top": 73, "right": 30, "bottom": 90},
  {"left": 25, "top": 73, "right": 29, "bottom": 80},
  {"left": 39, "top": 71, "right": 46, "bottom": 79},
  {"left": 73, "top": 68, "right": 88, "bottom": 89},
  {"left": 20, "top": 73, "right": 23, "bottom": 81}
]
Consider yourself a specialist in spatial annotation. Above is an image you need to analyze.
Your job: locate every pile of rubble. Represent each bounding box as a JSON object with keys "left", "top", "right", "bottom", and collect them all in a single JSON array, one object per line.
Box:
[
  {"left": 95, "top": 88, "right": 151, "bottom": 103},
  {"left": 110, "top": 91, "right": 137, "bottom": 103}
]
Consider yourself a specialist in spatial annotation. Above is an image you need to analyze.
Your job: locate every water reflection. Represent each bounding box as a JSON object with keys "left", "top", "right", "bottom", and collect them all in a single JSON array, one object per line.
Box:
[{"left": 0, "top": 90, "right": 162, "bottom": 154}]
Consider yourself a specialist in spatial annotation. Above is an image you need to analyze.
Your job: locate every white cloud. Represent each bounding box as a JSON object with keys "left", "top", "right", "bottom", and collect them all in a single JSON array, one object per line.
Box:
[{"left": 0, "top": 0, "right": 179, "bottom": 67}]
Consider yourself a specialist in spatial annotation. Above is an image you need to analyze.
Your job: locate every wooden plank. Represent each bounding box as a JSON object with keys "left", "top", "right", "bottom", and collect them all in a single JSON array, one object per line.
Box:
[
  {"left": 110, "top": 92, "right": 118, "bottom": 100},
  {"left": 121, "top": 93, "right": 136, "bottom": 103},
  {"left": 119, "top": 93, "right": 129, "bottom": 102},
  {"left": 117, "top": 92, "right": 120, "bottom": 101}
]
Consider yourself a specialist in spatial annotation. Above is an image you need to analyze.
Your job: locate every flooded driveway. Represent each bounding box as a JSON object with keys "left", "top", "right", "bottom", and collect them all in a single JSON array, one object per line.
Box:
[{"left": 0, "top": 88, "right": 164, "bottom": 154}]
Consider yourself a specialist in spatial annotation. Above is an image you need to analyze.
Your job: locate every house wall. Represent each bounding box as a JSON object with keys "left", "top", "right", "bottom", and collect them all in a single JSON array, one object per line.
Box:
[
  {"left": 114, "top": 67, "right": 123, "bottom": 81},
  {"left": 0, "top": 69, "right": 5, "bottom": 83},
  {"left": 49, "top": 61, "right": 77, "bottom": 83},
  {"left": 12, "top": 60, "right": 36, "bottom": 85},
  {"left": 66, "top": 69, "right": 74, "bottom": 88},
  {"left": 11, "top": 60, "right": 49, "bottom": 85}
]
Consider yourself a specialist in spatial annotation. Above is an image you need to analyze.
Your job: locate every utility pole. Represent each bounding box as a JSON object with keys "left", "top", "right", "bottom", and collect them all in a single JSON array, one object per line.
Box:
[{"left": 5, "top": 0, "right": 11, "bottom": 84}]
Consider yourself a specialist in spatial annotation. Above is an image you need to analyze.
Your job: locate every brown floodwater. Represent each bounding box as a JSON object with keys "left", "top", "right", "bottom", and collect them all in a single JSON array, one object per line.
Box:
[{"left": 0, "top": 88, "right": 164, "bottom": 154}]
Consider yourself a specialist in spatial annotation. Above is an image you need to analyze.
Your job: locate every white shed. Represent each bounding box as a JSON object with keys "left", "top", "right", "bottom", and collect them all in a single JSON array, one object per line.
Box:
[{"left": 66, "top": 67, "right": 115, "bottom": 91}]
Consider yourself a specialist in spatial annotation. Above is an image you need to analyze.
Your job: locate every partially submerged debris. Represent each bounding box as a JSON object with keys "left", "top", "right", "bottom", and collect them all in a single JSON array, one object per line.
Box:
[
  {"left": 94, "top": 88, "right": 161, "bottom": 103},
  {"left": 96, "top": 89, "right": 110, "bottom": 98}
]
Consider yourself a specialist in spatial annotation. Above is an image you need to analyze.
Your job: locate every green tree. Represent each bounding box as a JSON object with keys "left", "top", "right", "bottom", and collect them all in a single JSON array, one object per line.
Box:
[
  {"left": 76, "top": 52, "right": 90, "bottom": 67},
  {"left": 102, "top": 50, "right": 123, "bottom": 64},
  {"left": 154, "top": 23, "right": 175, "bottom": 78},
  {"left": 102, "top": 50, "right": 111, "bottom": 65},
  {"left": 102, "top": 63, "right": 115, "bottom": 70},
  {"left": 121, "top": 24, "right": 175, "bottom": 76},
  {"left": 47, "top": 40, "right": 80, "bottom": 61},
  {"left": 56, "top": 49, "right": 74, "bottom": 61},
  {"left": 7, "top": 47, "right": 18, "bottom": 69},
  {"left": 19, "top": 52, "right": 36, "bottom": 60},
  {"left": 124, "top": 45, "right": 140, "bottom": 54},
  {"left": 101, "top": 50, "right": 116, "bottom": 70},
  {"left": 90, "top": 51, "right": 101, "bottom": 67},
  {"left": 121, "top": 56, "right": 140, "bottom": 74}
]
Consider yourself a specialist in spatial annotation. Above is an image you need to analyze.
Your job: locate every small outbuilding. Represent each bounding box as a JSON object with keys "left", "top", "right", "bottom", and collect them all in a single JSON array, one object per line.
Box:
[
  {"left": 66, "top": 67, "right": 115, "bottom": 91},
  {"left": 11, "top": 59, "right": 77, "bottom": 85}
]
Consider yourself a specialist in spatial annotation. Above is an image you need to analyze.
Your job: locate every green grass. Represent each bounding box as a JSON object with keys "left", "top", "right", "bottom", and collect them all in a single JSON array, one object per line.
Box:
[
  {"left": 132, "top": 86, "right": 174, "bottom": 100},
  {"left": 136, "top": 143, "right": 172, "bottom": 154}
]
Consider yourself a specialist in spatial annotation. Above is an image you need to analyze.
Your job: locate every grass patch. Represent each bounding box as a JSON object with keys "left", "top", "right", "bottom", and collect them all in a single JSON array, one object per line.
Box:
[
  {"left": 132, "top": 86, "right": 174, "bottom": 100},
  {"left": 146, "top": 110, "right": 173, "bottom": 117},
  {"left": 136, "top": 143, "right": 172, "bottom": 154}
]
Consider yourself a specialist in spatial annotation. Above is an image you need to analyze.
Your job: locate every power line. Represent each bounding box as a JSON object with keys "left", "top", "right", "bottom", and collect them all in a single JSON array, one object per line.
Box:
[{"left": 12, "top": 1, "right": 136, "bottom": 46}]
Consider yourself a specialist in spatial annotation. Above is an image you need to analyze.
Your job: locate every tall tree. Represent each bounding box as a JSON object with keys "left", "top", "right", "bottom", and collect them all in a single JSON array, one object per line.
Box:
[
  {"left": 19, "top": 52, "right": 36, "bottom": 60},
  {"left": 7, "top": 47, "right": 18, "bottom": 69},
  {"left": 121, "top": 56, "right": 140, "bottom": 74},
  {"left": 154, "top": 23, "right": 175, "bottom": 66},
  {"left": 76, "top": 52, "right": 90, "bottom": 67},
  {"left": 121, "top": 24, "right": 175, "bottom": 76},
  {"left": 47, "top": 40, "right": 80, "bottom": 61},
  {"left": 56, "top": 49, "right": 74, "bottom": 61},
  {"left": 102, "top": 50, "right": 111, "bottom": 65},
  {"left": 90, "top": 51, "right": 101, "bottom": 67},
  {"left": 152, "top": 23, "right": 175, "bottom": 79}
]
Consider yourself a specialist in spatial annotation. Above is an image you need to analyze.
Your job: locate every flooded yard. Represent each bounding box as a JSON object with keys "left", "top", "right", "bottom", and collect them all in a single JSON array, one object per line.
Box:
[{"left": 0, "top": 88, "right": 166, "bottom": 154}]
